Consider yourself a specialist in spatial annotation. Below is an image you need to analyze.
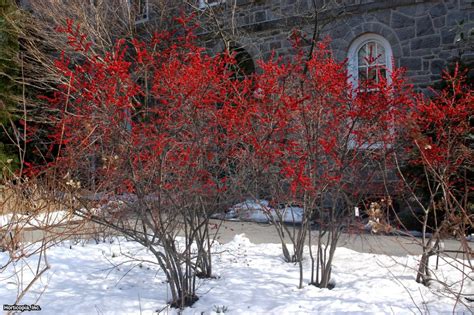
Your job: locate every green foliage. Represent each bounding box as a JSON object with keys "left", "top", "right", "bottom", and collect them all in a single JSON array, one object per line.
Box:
[
  {"left": 0, "top": 0, "right": 20, "bottom": 115},
  {"left": 0, "top": 0, "right": 21, "bottom": 179}
]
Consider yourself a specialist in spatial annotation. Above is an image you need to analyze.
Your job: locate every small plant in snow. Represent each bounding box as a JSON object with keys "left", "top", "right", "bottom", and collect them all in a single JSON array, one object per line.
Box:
[{"left": 213, "top": 305, "right": 229, "bottom": 314}]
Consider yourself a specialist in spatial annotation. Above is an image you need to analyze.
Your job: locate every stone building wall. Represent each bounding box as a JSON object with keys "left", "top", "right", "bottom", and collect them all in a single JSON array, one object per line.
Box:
[
  {"left": 198, "top": 0, "right": 474, "bottom": 89},
  {"left": 17, "top": 0, "right": 474, "bottom": 88}
]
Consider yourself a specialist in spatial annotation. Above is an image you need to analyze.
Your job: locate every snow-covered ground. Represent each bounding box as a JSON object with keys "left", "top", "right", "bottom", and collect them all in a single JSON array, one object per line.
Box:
[{"left": 1, "top": 235, "right": 472, "bottom": 314}]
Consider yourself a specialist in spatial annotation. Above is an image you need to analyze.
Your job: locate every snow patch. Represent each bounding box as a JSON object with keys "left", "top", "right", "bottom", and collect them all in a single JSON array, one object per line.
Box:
[{"left": 212, "top": 200, "right": 303, "bottom": 224}]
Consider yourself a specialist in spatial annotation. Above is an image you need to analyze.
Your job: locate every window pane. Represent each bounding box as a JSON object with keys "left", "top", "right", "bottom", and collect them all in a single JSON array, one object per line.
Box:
[
  {"left": 358, "top": 45, "right": 367, "bottom": 66},
  {"left": 377, "top": 44, "right": 386, "bottom": 64},
  {"left": 355, "top": 38, "right": 391, "bottom": 85},
  {"left": 379, "top": 68, "right": 387, "bottom": 81},
  {"left": 358, "top": 67, "right": 367, "bottom": 82},
  {"left": 368, "top": 67, "right": 377, "bottom": 82},
  {"left": 366, "top": 42, "right": 376, "bottom": 64}
]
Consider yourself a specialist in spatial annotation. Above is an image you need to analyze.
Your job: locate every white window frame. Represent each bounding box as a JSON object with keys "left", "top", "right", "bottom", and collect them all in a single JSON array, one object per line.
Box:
[
  {"left": 347, "top": 33, "right": 393, "bottom": 89},
  {"left": 128, "top": 0, "right": 149, "bottom": 24},
  {"left": 347, "top": 34, "right": 395, "bottom": 150},
  {"left": 199, "top": 0, "right": 225, "bottom": 9}
]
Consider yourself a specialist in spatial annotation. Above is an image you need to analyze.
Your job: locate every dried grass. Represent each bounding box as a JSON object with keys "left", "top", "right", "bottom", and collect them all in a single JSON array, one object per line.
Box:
[{"left": 1, "top": 183, "right": 64, "bottom": 215}]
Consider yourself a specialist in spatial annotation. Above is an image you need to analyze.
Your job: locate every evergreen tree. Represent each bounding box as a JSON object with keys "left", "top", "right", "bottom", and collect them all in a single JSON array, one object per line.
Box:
[{"left": 0, "top": 0, "right": 20, "bottom": 179}]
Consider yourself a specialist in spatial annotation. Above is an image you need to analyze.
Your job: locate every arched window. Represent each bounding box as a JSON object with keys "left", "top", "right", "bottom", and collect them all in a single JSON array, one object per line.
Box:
[
  {"left": 227, "top": 44, "right": 255, "bottom": 80},
  {"left": 347, "top": 34, "right": 393, "bottom": 88}
]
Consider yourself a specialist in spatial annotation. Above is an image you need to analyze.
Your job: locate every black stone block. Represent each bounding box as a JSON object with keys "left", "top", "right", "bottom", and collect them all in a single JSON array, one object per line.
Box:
[{"left": 416, "top": 16, "right": 434, "bottom": 37}]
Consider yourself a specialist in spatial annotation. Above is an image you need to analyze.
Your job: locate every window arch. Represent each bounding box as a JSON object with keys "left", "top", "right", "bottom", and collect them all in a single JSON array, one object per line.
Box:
[
  {"left": 347, "top": 33, "right": 393, "bottom": 88},
  {"left": 227, "top": 44, "right": 255, "bottom": 80}
]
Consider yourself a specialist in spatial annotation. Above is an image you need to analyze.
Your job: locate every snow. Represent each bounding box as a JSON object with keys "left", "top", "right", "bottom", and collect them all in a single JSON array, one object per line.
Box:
[
  {"left": 212, "top": 199, "right": 304, "bottom": 224},
  {"left": 0, "top": 211, "right": 80, "bottom": 230},
  {"left": 1, "top": 235, "right": 472, "bottom": 314}
]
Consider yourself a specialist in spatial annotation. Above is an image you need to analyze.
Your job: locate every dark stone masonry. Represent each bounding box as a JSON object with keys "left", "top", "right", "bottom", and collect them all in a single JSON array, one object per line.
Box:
[
  {"left": 196, "top": 0, "right": 474, "bottom": 89},
  {"left": 18, "top": 0, "right": 474, "bottom": 88}
]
